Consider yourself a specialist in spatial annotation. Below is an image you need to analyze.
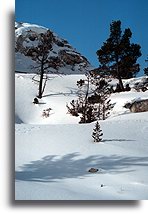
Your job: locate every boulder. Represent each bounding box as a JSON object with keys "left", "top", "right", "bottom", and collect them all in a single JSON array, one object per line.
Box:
[
  {"left": 124, "top": 99, "right": 148, "bottom": 113},
  {"left": 88, "top": 168, "right": 98, "bottom": 173},
  {"left": 59, "top": 50, "right": 84, "bottom": 65}
]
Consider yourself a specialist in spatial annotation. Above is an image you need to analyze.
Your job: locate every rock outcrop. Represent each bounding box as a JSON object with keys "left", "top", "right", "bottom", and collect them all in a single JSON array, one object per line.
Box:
[
  {"left": 15, "top": 22, "right": 93, "bottom": 74},
  {"left": 124, "top": 99, "right": 148, "bottom": 113}
]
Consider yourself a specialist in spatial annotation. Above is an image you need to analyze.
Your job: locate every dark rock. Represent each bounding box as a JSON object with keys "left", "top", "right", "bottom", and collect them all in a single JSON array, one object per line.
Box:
[
  {"left": 125, "top": 84, "right": 131, "bottom": 91},
  {"left": 55, "top": 39, "right": 64, "bottom": 47},
  {"left": 59, "top": 50, "right": 84, "bottom": 65},
  {"left": 88, "top": 168, "right": 98, "bottom": 173},
  {"left": 124, "top": 99, "right": 148, "bottom": 113},
  {"left": 33, "top": 97, "right": 39, "bottom": 104},
  {"left": 15, "top": 22, "right": 92, "bottom": 74}
]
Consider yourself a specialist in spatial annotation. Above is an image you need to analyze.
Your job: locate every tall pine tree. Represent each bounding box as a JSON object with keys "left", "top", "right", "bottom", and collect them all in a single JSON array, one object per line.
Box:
[
  {"left": 144, "top": 67, "right": 148, "bottom": 76},
  {"left": 96, "top": 20, "right": 141, "bottom": 91},
  {"left": 144, "top": 56, "right": 148, "bottom": 76}
]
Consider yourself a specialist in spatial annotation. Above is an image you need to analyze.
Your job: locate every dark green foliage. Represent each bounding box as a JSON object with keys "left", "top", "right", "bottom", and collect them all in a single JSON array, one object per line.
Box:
[
  {"left": 66, "top": 100, "right": 79, "bottom": 117},
  {"left": 78, "top": 75, "right": 113, "bottom": 122},
  {"left": 144, "top": 67, "right": 148, "bottom": 76},
  {"left": 67, "top": 75, "right": 92, "bottom": 122},
  {"left": 77, "top": 74, "right": 94, "bottom": 123},
  {"left": 144, "top": 56, "right": 148, "bottom": 76},
  {"left": 77, "top": 79, "right": 85, "bottom": 87},
  {"left": 91, "top": 77, "right": 114, "bottom": 120},
  {"left": 96, "top": 20, "right": 142, "bottom": 91},
  {"left": 79, "top": 105, "right": 95, "bottom": 123},
  {"left": 92, "top": 121, "right": 103, "bottom": 142},
  {"left": 67, "top": 74, "right": 114, "bottom": 123}
]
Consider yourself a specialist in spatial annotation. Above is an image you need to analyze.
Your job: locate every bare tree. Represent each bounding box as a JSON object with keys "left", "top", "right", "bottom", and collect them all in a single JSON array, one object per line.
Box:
[{"left": 16, "top": 30, "right": 61, "bottom": 98}]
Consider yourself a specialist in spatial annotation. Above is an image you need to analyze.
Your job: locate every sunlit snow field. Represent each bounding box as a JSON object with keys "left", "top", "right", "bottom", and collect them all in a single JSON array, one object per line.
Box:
[{"left": 15, "top": 74, "right": 148, "bottom": 200}]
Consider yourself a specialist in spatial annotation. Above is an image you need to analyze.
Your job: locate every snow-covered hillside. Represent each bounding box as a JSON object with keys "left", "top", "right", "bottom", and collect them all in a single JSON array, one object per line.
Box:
[
  {"left": 15, "top": 73, "right": 148, "bottom": 200},
  {"left": 15, "top": 22, "right": 93, "bottom": 74}
]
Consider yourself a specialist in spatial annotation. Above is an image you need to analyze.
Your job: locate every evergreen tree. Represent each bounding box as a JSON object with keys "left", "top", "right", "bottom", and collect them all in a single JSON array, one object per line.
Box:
[
  {"left": 76, "top": 78, "right": 86, "bottom": 114},
  {"left": 144, "top": 56, "right": 148, "bottom": 76},
  {"left": 91, "top": 77, "right": 114, "bottom": 120},
  {"left": 92, "top": 121, "right": 103, "bottom": 142},
  {"left": 66, "top": 100, "right": 79, "bottom": 117},
  {"left": 96, "top": 20, "right": 141, "bottom": 91},
  {"left": 67, "top": 74, "right": 114, "bottom": 123},
  {"left": 66, "top": 74, "right": 91, "bottom": 122},
  {"left": 144, "top": 67, "right": 148, "bottom": 76},
  {"left": 79, "top": 105, "right": 95, "bottom": 123},
  {"left": 77, "top": 74, "right": 93, "bottom": 123}
]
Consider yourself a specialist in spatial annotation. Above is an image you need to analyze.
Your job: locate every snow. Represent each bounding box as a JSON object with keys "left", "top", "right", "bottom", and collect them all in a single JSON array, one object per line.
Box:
[
  {"left": 15, "top": 73, "right": 148, "bottom": 200},
  {"left": 15, "top": 22, "right": 47, "bottom": 36},
  {"left": 15, "top": 22, "right": 93, "bottom": 74}
]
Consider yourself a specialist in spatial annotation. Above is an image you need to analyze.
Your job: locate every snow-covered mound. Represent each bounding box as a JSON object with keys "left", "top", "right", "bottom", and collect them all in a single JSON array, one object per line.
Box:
[
  {"left": 15, "top": 22, "right": 93, "bottom": 74},
  {"left": 15, "top": 73, "right": 148, "bottom": 200},
  {"left": 15, "top": 74, "right": 83, "bottom": 124},
  {"left": 15, "top": 74, "right": 148, "bottom": 125}
]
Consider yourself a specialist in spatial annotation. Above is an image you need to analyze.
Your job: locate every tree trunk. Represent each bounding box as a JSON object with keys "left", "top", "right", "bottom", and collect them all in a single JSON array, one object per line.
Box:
[
  {"left": 42, "top": 74, "right": 48, "bottom": 96},
  {"left": 118, "top": 74, "right": 124, "bottom": 91},
  {"left": 116, "top": 57, "right": 124, "bottom": 91},
  {"left": 38, "top": 59, "right": 44, "bottom": 98},
  {"left": 102, "top": 102, "right": 105, "bottom": 120},
  {"left": 83, "top": 75, "right": 90, "bottom": 123}
]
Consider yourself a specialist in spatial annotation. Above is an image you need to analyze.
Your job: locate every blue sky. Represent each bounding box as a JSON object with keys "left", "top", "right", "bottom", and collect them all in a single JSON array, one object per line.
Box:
[{"left": 16, "top": 0, "right": 148, "bottom": 76}]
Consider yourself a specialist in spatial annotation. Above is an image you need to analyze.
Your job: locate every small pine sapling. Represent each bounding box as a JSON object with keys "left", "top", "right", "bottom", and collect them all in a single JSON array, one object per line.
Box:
[{"left": 92, "top": 121, "right": 103, "bottom": 142}]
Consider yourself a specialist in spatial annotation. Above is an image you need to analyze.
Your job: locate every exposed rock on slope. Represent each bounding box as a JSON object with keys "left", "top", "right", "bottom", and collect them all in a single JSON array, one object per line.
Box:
[
  {"left": 124, "top": 99, "right": 148, "bottom": 113},
  {"left": 15, "top": 22, "right": 93, "bottom": 74}
]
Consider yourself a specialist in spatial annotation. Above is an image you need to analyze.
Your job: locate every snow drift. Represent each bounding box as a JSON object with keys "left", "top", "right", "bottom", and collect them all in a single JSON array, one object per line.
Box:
[{"left": 15, "top": 73, "right": 148, "bottom": 200}]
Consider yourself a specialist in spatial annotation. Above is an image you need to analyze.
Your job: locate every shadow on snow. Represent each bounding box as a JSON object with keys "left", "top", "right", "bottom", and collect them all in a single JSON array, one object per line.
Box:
[
  {"left": 102, "top": 139, "right": 135, "bottom": 142},
  {"left": 15, "top": 153, "right": 148, "bottom": 183}
]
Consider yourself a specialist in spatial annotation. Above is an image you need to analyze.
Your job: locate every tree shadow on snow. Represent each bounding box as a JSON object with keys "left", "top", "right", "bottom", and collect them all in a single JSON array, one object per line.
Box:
[
  {"left": 43, "top": 87, "right": 78, "bottom": 98},
  {"left": 42, "top": 92, "right": 74, "bottom": 98},
  {"left": 15, "top": 153, "right": 148, "bottom": 183},
  {"left": 15, "top": 114, "right": 23, "bottom": 124},
  {"left": 102, "top": 139, "right": 135, "bottom": 142}
]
